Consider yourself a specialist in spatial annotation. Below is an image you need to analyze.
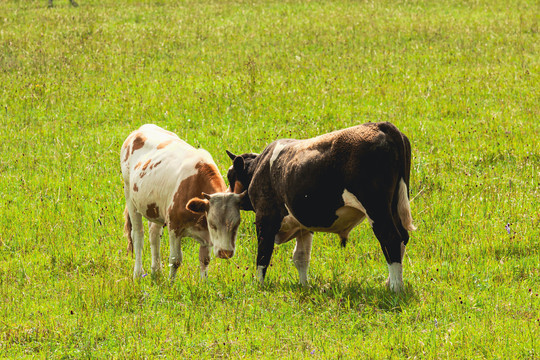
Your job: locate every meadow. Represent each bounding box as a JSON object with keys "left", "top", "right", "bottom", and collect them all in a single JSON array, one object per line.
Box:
[{"left": 0, "top": 0, "right": 539, "bottom": 358}]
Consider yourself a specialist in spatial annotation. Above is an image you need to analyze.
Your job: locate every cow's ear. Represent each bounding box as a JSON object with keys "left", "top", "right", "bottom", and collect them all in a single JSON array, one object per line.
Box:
[
  {"left": 186, "top": 198, "right": 210, "bottom": 214},
  {"left": 226, "top": 150, "right": 236, "bottom": 161},
  {"left": 233, "top": 156, "right": 245, "bottom": 174}
]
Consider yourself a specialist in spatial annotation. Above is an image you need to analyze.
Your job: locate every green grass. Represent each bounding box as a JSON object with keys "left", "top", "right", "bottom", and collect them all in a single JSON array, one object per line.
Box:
[{"left": 0, "top": 0, "right": 539, "bottom": 358}]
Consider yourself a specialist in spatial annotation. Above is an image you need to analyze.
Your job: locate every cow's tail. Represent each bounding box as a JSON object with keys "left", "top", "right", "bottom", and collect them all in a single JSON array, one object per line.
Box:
[
  {"left": 396, "top": 130, "right": 416, "bottom": 233},
  {"left": 397, "top": 179, "right": 416, "bottom": 232},
  {"left": 124, "top": 206, "right": 134, "bottom": 255}
]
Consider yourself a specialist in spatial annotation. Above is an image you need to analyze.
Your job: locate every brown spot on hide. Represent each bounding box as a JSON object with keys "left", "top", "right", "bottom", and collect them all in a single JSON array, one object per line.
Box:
[
  {"left": 134, "top": 161, "right": 142, "bottom": 170},
  {"left": 133, "top": 183, "right": 139, "bottom": 192},
  {"left": 157, "top": 139, "right": 175, "bottom": 149},
  {"left": 168, "top": 161, "right": 227, "bottom": 235},
  {"left": 150, "top": 161, "right": 162, "bottom": 170},
  {"left": 131, "top": 134, "right": 147, "bottom": 154},
  {"left": 122, "top": 132, "right": 137, "bottom": 149},
  {"left": 123, "top": 146, "right": 131, "bottom": 162},
  {"left": 146, "top": 203, "right": 160, "bottom": 219},
  {"left": 142, "top": 159, "right": 152, "bottom": 171},
  {"left": 195, "top": 162, "right": 226, "bottom": 193}
]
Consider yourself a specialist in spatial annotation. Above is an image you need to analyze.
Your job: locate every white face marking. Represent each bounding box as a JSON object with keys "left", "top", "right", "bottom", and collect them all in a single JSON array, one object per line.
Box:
[
  {"left": 387, "top": 262, "right": 403, "bottom": 292},
  {"left": 270, "top": 142, "right": 286, "bottom": 169},
  {"left": 342, "top": 189, "right": 373, "bottom": 226}
]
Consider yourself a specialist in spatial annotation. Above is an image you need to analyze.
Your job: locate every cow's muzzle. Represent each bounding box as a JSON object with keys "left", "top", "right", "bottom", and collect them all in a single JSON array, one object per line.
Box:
[{"left": 217, "top": 249, "right": 234, "bottom": 259}]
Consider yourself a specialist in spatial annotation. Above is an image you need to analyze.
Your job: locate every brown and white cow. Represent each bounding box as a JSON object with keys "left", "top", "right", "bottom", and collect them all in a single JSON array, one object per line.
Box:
[
  {"left": 226, "top": 122, "right": 416, "bottom": 292},
  {"left": 121, "top": 124, "right": 245, "bottom": 281}
]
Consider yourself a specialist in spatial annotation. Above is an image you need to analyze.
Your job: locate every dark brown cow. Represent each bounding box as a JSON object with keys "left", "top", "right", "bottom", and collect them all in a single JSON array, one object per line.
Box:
[{"left": 226, "top": 122, "right": 416, "bottom": 292}]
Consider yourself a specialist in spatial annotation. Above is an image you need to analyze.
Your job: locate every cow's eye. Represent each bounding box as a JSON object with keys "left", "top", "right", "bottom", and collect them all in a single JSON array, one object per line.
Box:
[{"left": 210, "top": 224, "right": 217, "bottom": 230}]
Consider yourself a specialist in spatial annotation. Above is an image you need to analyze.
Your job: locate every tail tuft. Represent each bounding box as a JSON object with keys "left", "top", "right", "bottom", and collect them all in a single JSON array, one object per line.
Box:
[
  {"left": 398, "top": 179, "right": 416, "bottom": 231},
  {"left": 124, "top": 206, "right": 134, "bottom": 255}
]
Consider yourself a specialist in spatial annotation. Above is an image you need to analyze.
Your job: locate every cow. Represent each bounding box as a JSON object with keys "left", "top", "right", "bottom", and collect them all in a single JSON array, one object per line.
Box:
[
  {"left": 121, "top": 124, "right": 246, "bottom": 281},
  {"left": 225, "top": 122, "right": 416, "bottom": 292}
]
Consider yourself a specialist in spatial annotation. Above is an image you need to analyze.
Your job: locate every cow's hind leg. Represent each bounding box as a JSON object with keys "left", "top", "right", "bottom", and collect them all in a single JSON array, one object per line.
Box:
[
  {"left": 372, "top": 212, "right": 405, "bottom": 292},
  {"left": 148, "top": 222, "right": 163, "bottom": 275},
  {"left": 359, "top": 196, "right": 405, "bottom": 292},
  {"left": 293, "top": 230, "right": 313, "bottom": 286},
  {"left": 127, "top": 204, "right": 145, "bottom": 279},
  {"left": 168, "top": 229, "right": 183, "bottom": 281}
]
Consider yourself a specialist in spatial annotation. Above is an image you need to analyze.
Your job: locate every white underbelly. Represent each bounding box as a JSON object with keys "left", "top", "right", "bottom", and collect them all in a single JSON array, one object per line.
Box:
[{"left": 275, "top": 189, "right": 370, "bottom": 244}]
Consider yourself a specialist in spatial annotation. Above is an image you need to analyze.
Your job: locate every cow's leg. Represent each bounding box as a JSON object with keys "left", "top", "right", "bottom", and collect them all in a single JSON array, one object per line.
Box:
[
  {"left": 355, "top": 189, "right": 405, "bottom": 292},
  {"left": 369, "top": 210, "right": 405, "bottom": 292},
  {"left": 127, "top": 204, "right": 145, "bottom": 279},
  {"left": 292, "top": 230, "right": 313, "bottom": 286},
  {"left": 198, "top": 245, "right": 211, "bottom": 280},
  {"left": 148, "top": 222, "right": 163, "bottom": 275},
  {"left": 255, "top": 214, "right": 282, "bottom": 285},
  {"left": 168, "top": 230, "right": 183, "bottom": 281}
]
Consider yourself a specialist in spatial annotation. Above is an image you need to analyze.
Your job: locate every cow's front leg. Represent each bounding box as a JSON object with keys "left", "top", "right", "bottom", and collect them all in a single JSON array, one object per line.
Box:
[
  {"left": 293, "top": 230, "right": 313, "bottom": 286},
  {"left": 168, "top": 230, "right": 183, "bottom": 281},
  {"left": 198, "top": 245, "right": 211, "bottom": 280},
  {"left": 255, "top": 214, "right": 282, "bottom": 285}
]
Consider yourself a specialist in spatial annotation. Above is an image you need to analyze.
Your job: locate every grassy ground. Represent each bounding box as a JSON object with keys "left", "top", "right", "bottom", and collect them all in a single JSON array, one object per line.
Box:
[{"left": 0, "top": 0, "right": 539, "bottom": 358}]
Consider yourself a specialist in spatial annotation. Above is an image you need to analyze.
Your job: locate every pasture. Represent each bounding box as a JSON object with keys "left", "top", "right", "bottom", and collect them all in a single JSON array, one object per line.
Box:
[{"left": 0, "top": 0, "right": 538, "bottom": 357}]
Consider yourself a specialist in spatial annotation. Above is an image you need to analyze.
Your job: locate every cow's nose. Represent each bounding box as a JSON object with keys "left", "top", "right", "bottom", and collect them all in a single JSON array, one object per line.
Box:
[{"left": 217, "top": 250, "right": 234, "bottom": 259}]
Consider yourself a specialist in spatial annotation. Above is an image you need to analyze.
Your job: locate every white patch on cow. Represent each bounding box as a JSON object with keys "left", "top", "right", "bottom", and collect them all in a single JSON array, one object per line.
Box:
[
  {"left": 257, "top": 266, "right": 265, "bottom": 284},
  {"left": 270, "top": 142, "right": 286, "bottom": 169},
  {"left": 387, "top": 262, "right": 403, "bottom": 292},
  {"left": 397, "top": 178, "right": 416, "bottom": 231},
  {"left": 342, "top": 189, "right": 373, "bottom": 226}
]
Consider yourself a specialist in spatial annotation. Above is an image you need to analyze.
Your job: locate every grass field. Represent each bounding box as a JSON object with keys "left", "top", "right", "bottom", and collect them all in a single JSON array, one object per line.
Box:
[{"left": 0, "top": 0, "right": 539, "bottom": 358}]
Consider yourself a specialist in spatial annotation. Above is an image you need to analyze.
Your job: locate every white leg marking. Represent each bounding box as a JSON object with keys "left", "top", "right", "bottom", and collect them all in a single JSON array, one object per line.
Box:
[
  {"left": 342, "top": 189, "right": 373, "bottom": 226},
  {"left": 293, "top": 231, "right": 313, "bottom": 286},
  {"left": 386, "top": 262, "right": 403, "bottom": 292},
  {"left": 256, "top": 266, "right": 265, "bottom": 285},
  {"left": 269, "top": 142, "right": 286, "bottom": 169},
  {"left": 149, "top": 222, "right": 163, "bottom": 274}
]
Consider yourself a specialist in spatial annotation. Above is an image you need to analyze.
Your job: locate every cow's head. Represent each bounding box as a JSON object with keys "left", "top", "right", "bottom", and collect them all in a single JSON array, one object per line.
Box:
[
  {"left": 225, "top": 150, "right": 258, "bottom": 211},
  {"left": 186, "top": 192, "right": 246, "bottom": 259}
]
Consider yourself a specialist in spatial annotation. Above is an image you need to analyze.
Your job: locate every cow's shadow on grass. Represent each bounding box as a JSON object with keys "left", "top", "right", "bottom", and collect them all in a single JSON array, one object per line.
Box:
[{"left": 262, "top": 278, "right": 417, "bottom": 312}]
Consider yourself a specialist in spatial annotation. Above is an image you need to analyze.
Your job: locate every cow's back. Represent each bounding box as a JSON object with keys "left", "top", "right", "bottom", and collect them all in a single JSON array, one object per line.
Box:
[{"left": 266, "top": 122, "right": 404, "bottom": 228}]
